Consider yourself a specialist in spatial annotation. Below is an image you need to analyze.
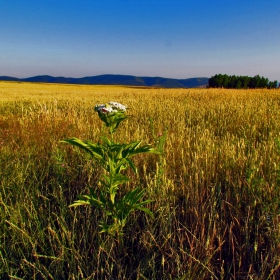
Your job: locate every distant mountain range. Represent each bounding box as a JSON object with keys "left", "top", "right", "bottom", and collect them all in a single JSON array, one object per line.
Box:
[{"left": 0, "top": 74, "right": 209, "bottom": 88}]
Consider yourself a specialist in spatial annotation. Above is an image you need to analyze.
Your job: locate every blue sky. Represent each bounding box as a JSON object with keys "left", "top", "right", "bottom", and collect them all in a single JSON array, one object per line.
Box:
[{"left": 1, "top": 0, "right": 279, "bottom": 80}]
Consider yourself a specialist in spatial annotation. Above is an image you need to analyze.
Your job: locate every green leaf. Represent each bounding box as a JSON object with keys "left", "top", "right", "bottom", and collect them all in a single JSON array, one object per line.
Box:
[
  {"left": 130, "top": 145, "right": 160, "bottom": 156},
  {"left": 98, "top": 111, "right": 128, "bottom": 133},
  {"left": 61, "top": 138, "right": 105, "bottom": 161},
  {"left": 125, "top": 158, "right": 137, "bottom": 174},
  {"left": 110, "top": 173, "right": 130, "bottom": 187},
  {"left": 122, "top": 141, "right": 142, "bottom": 157},
  {"left": 116, "top": 146, "right": 124, "bottom": 160},
  {"left": 98, "top": 135, "right": 112, "bottom": 146},
  {"left": 133, "top": 190, "right": 145, "bottom": 204},
  {"left": 135, "top": 199, "right": 154, "bottom": 206},
  {"left": 86, "top": 196, "right": 105, "bottom": 208},
  {"left": 114, "top": 188, "right": 154, "bottom": 220},
  {"left": 102, "top": 174, "right": 111, "bottom": 185},
  {"left": 136, "top": 206, "right": 154, "bottom": 217},
  {"left": 69, "top": 191, "right": 106, "bottom": 210},
  {"left": 69, "top": 200, "right": 91, "bottom": 207},
  {"left": 98, "top": 178, "right": 110, "bottom": 188}
]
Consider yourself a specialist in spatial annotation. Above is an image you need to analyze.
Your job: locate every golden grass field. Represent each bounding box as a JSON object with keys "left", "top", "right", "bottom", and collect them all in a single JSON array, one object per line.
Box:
[{"left": 1, "top": 81, "right": 280, "bottom": 279}]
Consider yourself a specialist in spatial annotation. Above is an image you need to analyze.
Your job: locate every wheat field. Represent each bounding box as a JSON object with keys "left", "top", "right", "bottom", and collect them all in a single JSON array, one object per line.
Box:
[{"left": 1, "top": 81, "right": 280, "bottom": 279}]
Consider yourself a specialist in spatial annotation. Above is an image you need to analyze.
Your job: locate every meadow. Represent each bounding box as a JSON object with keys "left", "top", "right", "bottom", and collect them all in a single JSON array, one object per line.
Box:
[{"left": 1, "top": 81, "right": 280, "bottom": 279}]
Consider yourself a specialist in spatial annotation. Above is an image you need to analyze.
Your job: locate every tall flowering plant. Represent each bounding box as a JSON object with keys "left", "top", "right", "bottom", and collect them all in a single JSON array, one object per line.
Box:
[{"left": 62, "top": 102, "right": 159, "bottom": 236}]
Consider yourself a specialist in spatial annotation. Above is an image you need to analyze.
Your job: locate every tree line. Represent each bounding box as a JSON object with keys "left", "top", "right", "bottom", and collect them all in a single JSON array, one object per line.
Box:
[{"left": 208, "top": 74, "right": 278, "bottom": 89}]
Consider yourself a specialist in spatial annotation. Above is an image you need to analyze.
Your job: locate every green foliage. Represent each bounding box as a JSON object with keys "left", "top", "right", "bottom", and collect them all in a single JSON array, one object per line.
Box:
[
  {"left": 209, "top": 73, "right": 278, "bottom": 89},
  {"left": 62, "top": 102, "right": 159, "bottom": 236},
  {"left": 98, "top": 110, "right": 128, "bottom": 134}
]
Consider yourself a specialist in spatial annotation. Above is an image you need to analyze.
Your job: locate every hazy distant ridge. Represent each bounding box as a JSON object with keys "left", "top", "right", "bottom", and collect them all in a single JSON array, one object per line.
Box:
[{"left": 0, "top": 74, "right": 209, "bottom": 88}]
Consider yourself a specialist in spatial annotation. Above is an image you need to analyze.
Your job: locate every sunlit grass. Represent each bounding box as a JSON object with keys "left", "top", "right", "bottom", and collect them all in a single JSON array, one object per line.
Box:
[{"left": 1, "top": 81, "right": 280, "bottom": 279}]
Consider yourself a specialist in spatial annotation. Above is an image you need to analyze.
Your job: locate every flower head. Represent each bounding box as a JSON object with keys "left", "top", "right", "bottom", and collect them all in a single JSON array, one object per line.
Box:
[
  {"left": 94, "top": 104, "right": 106, "bottom": 112},
  {"left": 94, "top": 102, "right": 128, "bottom": 133},
  {"left": 94, "top": 102, "right": 126, "bottom": 114},
  {"left": 108, "top": 101, "right": 126, "bottom": 112}
]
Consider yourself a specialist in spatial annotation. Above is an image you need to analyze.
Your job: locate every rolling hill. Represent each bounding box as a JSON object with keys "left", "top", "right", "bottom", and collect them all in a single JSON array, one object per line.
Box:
[{"left": 0, "top": 74, "right": 209, "bottom": 88}]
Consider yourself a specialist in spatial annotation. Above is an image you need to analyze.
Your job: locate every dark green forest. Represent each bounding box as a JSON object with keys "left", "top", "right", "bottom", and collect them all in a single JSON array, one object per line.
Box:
[{"left": 209, "top": 74, "right": 278, "bottom": 89}]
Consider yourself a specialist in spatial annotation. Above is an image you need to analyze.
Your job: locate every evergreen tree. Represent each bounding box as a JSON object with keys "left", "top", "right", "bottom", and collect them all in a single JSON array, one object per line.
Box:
[{"left": 208, "top": 74, "right": 276, "bottom": 89}]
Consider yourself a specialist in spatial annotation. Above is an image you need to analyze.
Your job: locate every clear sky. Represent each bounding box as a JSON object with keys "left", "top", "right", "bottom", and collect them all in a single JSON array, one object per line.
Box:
[{"left": 1, "top": 0, "right": 279, "bottom": 81}]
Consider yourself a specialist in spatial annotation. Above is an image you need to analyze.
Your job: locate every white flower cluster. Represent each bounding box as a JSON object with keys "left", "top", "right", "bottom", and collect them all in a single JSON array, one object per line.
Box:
[
  {"left": 94, "top": 102, "right": 126, "bottom": 114},
  {"left": 108, "top": 101, "right": 126, "bottom": 112}
]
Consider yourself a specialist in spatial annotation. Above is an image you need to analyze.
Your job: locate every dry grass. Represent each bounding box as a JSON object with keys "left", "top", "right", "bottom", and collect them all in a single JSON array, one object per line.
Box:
[{"left": 1, "top": 81, "right": 280, "bottom": 279}]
